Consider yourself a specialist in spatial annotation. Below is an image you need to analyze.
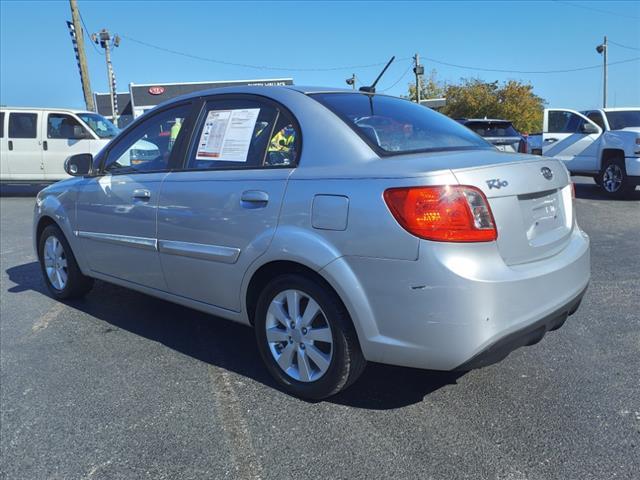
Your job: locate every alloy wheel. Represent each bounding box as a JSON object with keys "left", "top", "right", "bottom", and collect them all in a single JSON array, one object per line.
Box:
[
  {"left": 603, "top": 164, "right": 623, "bottom": 193},
  {"left": 43, "top": 236, "right": 68, "bottom": 291},
  {"left": 265, "top": 289, "right": 333, "bottom": 382}
]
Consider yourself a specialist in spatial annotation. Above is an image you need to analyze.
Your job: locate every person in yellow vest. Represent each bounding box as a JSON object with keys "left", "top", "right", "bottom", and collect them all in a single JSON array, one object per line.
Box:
[
  {"left": 269, "top": 125, "right": 295, "bottom": 152},
  {"left": 169, "top": 118, "right": 182, "bottom": 150}
]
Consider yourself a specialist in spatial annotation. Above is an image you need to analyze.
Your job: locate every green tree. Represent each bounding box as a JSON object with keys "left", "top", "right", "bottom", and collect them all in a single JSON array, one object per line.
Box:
[
  {"left": 406, "top": 69, "right": 444, "bottom": 102},
  {"left": 440, "top": 78, "right": 545, "bottom": 133}
]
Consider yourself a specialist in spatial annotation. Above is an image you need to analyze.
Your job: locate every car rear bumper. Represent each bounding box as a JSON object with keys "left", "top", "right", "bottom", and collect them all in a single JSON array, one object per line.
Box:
[
  {"left": 323, "top": 226, "right": 590, "bottom": 371},
  {"left": 454, "top": 284, "right": 587, "bottom": 370}
]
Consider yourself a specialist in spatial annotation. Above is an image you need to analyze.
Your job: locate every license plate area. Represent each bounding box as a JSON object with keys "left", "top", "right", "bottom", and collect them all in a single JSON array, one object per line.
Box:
[{"left": 518, "top": 189, "right": 568, "bottom": 246}]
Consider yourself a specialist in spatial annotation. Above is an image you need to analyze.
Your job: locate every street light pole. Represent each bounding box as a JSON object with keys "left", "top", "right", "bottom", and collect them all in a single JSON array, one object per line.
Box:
[{"left": 596, "top": 36, "right": 608, "bottom": 108}]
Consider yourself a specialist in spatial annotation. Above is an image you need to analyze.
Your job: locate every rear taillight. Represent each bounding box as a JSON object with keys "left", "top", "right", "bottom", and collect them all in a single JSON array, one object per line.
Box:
[{"left": 383, "top": 185, "right": 497, "bottom": 242}]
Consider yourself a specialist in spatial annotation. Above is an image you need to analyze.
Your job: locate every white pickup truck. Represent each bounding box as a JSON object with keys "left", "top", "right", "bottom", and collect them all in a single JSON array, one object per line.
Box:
[{"left": 528, "top": 108, "right": 640, "bottom": 198}]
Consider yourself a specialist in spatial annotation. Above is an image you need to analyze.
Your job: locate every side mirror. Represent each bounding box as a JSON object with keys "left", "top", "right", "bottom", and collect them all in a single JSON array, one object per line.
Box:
[
  {"left": 64, "top": 153, "right": 93, "bottom": 176},
  {"left": 581, "top": 122, "right": 599, "bottom": 135},
  {"left": 73, "top": 125, "right": 90, "bottom": 139}
]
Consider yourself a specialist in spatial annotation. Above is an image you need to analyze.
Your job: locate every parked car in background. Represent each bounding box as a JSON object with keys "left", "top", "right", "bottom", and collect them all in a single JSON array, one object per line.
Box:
[
  {"left": 456, "top": 118, "right": 528, "bottom": 153},
  {"left": 0, "top": 107, "right": 119, "bottom": 184},
  {"left": 529, "top": 107, "right": 640, "bottom": 198},
  {"left": 33, "top": 86, "right": 590, "bottom": 399}
]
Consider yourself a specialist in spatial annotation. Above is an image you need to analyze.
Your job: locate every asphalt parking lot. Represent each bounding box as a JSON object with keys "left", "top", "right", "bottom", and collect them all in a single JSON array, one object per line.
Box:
[{"left": 1, "top": 178, "right": 639, "bottom": 480}]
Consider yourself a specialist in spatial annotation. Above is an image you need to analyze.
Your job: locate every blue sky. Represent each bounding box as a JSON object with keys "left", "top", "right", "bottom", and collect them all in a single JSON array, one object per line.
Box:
[{"left": 1, "top": 0, "right": 639, "bottom": 110}]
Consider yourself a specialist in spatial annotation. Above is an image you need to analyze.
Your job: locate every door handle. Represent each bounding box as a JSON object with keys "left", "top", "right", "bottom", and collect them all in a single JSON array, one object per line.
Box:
[
  {"left": 544, "top": 138, "right": 558, "bottom": 143},
  {"left": 8, "top": 141, "right": 13, "bottom": 151},
  {"left": 240, "top": 190, "right": 269, "bottom": 208},
  {"left": 43, "top": 141, "right": 48, "bottom": 151},
  {"left": 132, "top": 189, "right": 151, "bottom": 200}
]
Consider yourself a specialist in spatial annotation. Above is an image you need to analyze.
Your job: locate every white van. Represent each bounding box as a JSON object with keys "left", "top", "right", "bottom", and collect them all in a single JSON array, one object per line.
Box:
[{"left": 0, "top": 107, "right": 119, "bottom": 184}]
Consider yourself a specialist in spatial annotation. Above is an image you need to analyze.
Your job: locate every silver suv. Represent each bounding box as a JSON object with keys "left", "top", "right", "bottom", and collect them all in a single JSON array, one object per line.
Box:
[{"left": 34, "top": 86, "right": 590, "bottom": 399}]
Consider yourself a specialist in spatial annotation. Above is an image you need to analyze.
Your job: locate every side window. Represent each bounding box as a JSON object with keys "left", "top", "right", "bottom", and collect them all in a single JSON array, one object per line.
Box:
[
  {"left": 8, "top": 113, "right": 37, "bottom": 139},
  {"left": 187, "top": 98, "right": 299, "bottom": 170},
  {"left": 0, "top": 112, "right": 4, "bottom": 138},
  {"left": 547, "top": 111, "right": 582, "bottom": 134},
  {"left": 47, "top": 114, "right": 86, "bottom": 139},
  {"left": 103, "top": 104, "right": 190, "bottom": 174},
  {"left": 586, "top": 112, "right": 605, "bottom": 129}
]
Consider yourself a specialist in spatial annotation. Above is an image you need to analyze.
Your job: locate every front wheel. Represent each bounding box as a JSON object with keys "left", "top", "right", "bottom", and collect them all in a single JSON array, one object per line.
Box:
[
  {"left": 598, "top": 158, "right": 634, "bottom": 198},
  {"left": 254, "top": 274, "right": 366, "bottom": 400},
  {"left": 38, "top": 224, "right": 94, "bottom": 299}
]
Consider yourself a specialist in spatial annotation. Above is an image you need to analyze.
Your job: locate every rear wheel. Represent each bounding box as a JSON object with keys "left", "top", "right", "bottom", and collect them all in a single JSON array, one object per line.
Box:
[
  {"left": 38, "top": 224, "right": 94, "bottom": 299},
  {"left": 254, "top": 273, "right": 366, "bottom": 400},
  {"left": 598, "top": 157, "right": 633, "bottom": 198}
]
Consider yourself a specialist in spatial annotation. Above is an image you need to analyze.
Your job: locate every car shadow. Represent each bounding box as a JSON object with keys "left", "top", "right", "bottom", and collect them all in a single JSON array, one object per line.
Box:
[
  {"left": 0, "top": 184, "right": 47, "bottom": 197},
  {"left": 5, "top": 261, "right": 464, "bottom": 409},
  {"left": 573, "top": 179, "right": 640, "bottom": 201}
]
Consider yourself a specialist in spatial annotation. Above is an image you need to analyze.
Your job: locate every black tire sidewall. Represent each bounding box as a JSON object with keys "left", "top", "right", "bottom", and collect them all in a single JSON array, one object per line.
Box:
[
  {"left": 254, "top": 274, "right": 357, "bottom": 400},
  {"left": 38, "top": 224, "right": 85, "bottom": 299}
]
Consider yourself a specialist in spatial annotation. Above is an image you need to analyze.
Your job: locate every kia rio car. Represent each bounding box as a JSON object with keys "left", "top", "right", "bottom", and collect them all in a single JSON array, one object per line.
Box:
[{"left": 33, "top": 86, "right": 590, "bottom": 399}]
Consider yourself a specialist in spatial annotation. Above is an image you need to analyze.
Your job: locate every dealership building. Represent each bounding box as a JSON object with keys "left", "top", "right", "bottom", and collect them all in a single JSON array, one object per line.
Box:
[{"left": 95, "top": 78, "right": 294, "bottom": 127}]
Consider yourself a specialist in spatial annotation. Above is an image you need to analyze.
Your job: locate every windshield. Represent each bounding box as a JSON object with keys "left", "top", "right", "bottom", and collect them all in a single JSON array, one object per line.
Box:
[
  {"left": 311, "top": 93, "right": 492, "bottom": 155},
  {"left": 77, "top": 112, "right": 120, "bottom": 139},
  {"left": 604, "top": 110, "right": 640, "bottom": 130},
  {"left": 464, "top": 121, "right": 520, "bottom": 138}
]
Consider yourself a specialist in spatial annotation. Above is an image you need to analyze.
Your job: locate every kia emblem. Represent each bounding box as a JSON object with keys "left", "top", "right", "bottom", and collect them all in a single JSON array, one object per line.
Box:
[
  {"left": 541, "top": 167, "right": 553, "bottom": 180},
  {"left": 148, "top": 86, "right": 165, "bottom": 95}
]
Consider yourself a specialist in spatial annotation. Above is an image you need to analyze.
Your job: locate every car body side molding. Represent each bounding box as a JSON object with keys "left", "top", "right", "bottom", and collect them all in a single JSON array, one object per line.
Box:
[{"left": 158, "top": 240, "right": 241, "bottom": 264}]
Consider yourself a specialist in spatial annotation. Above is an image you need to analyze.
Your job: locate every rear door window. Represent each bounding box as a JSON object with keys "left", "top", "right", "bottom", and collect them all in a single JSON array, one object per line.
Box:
[
  {"left": 0, "top": 112, "right": 4, "bottom": 138},
  {"left": 186, "top": 97, "right": 299, "bottom": 170},
  {"left": 9, "top": 113, "right": 38, "bottom": 138}
]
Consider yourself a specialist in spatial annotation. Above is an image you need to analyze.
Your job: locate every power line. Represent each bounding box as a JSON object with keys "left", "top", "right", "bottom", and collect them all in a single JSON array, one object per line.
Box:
[
  {"left": 78, "top": 10, "right": 103, "bottom": 55},
  {"left": 552, "top": 0, "right": 640, "bottom": 20},
  {"left": 122, "top": 34, "right": 404, "bottom": 71},
  {"left": 380, "top": 63, "right": 413, "bottom": 92},
  {"left": 609, "top": 40, "right": 640, "bottom": 51},
  {"left": 420, "top": 55, "right": 640, "bottom": 74},
  {"left": 119, "top": 33, "right": 640, "bottom": 77}
]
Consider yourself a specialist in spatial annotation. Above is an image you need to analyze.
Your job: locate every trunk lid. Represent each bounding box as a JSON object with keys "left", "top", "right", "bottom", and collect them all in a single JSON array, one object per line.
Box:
[
  {"left": 484, "top": 136, "right": 522, "bottom": 152},
  {"left": 452, "top": 157, "right": 574, "bottom": 265}
]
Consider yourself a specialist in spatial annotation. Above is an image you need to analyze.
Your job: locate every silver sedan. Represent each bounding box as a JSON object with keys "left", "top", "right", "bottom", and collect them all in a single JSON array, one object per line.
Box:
[{"left": 33, "top": 86, "right": 590, "bottom": 399}]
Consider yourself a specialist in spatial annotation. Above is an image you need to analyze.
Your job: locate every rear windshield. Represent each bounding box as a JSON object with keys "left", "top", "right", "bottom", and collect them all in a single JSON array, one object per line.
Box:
[
  {"left": 464, "top": 121, "right": 520, "bottom": 138},
  {"left": 311, "top": 93, "right": 491, "bottom": 155}
]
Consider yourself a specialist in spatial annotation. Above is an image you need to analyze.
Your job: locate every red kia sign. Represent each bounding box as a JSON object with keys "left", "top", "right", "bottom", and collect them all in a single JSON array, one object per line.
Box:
[{"left": 148, "top": 86, "right": 165, "bottom": 95}]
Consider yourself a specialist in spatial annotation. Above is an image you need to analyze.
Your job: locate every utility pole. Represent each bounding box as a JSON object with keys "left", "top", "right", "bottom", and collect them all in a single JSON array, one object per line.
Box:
[
  {"left": 68, "top": 0, "right": 94, "bottom": 111},
  {"left": 345, "top": 73, "right": 357, "bottom": 90},
  {"left": 413, "top": 53, "right": 424, "bottom": 104},
  {"left": 92, "top": 29, "right": 120, "bottom": 124},
  {"left": 596, "top": 36, "right": 608, "bottom": 108}
]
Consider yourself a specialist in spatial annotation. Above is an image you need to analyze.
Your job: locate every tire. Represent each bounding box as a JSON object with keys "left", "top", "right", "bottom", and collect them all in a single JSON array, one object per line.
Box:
[
  {"left": 254, "top": 273, "right": 366, "bottom": 400},
  {"left": 598, "top": 157, "right": 634, "bottom": 198},
  {"left": 38, "top": 224, "right": 94, "bottom": 300}
]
